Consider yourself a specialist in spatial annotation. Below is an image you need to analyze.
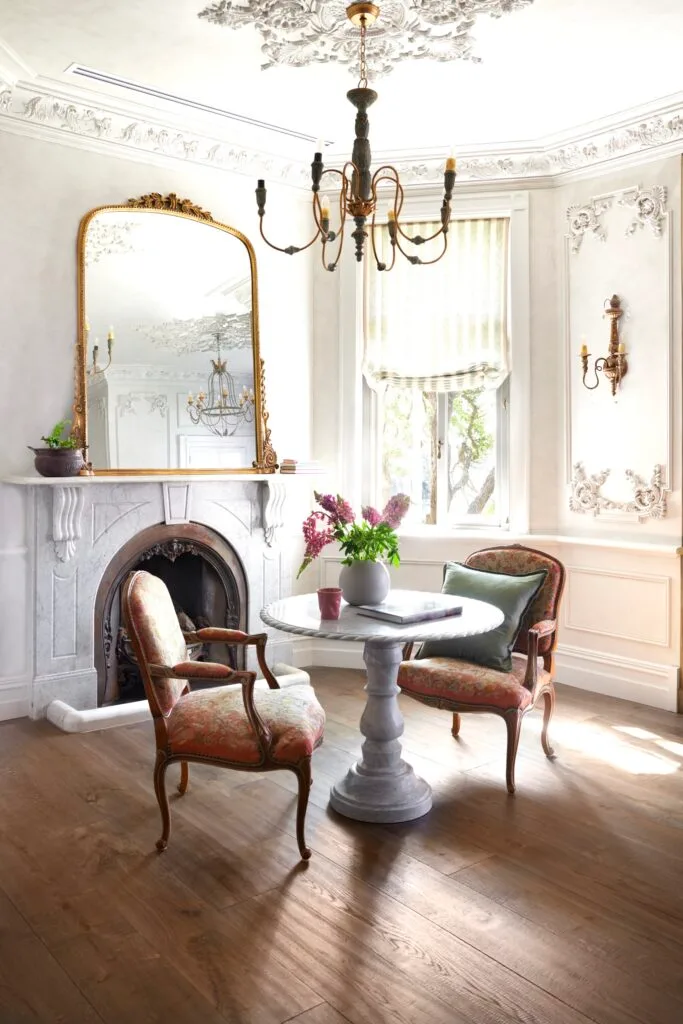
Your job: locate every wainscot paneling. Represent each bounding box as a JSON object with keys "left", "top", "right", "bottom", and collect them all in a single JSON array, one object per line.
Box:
[{"left": 301, "top": 537, "right": 681, "bottom": 712}]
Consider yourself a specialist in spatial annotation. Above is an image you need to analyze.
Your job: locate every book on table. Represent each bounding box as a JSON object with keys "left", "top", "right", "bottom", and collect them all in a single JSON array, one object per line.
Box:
[{"left": 356, "top": 593, "right": 463, "bottom": 625}]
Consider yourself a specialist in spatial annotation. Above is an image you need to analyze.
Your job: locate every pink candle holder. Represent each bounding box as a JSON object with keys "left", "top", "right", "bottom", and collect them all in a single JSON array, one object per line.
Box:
[{"left": 317, "top": 587, "right": 342, "bottom": 620}]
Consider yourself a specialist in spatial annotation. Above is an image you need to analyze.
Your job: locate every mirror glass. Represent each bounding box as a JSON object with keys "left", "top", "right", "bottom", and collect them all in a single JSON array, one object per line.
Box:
[{"left": 83, "top": 208, "right": 260, "bottom": 471}]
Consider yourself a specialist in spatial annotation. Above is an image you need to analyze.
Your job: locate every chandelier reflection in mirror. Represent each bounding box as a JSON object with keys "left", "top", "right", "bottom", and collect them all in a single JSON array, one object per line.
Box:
[
  {"left": 187, "top": 334, "right": 255, "bottom": 438},
  {"left": 255, "top": 2, "right": 458, "bottom": 272}
]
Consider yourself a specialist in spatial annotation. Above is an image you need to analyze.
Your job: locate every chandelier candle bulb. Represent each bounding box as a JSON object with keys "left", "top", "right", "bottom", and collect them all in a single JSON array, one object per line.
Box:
[
  {"left": 580, "top": 340, "right": 588, "bottom": 357},
  {"left": 618, "top": 342, "right": 626, "bottom": 354},
  {"left": 445, "top": 155, "right": 457, "bottom": 172}
]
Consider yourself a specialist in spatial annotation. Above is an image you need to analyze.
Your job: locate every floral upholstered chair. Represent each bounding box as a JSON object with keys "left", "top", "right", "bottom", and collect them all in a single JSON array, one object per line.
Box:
[
  {"left": 398, "top": 544, "right": 565, "bottom": 794},
  {"left": 121, "top": 570, "right": 325, "bottom": 860}
]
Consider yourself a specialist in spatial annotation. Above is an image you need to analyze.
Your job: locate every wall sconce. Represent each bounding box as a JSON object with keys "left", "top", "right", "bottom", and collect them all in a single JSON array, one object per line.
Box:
[
  {"left": 579, "top": 294, "right": 627, "bottom": 398},
  {"left": 86, "top": 319, "right": 115, "bottom": 377}
]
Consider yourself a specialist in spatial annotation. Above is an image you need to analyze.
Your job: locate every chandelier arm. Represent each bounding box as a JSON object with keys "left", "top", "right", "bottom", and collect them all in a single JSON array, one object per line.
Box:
[
  {"left": 258, "top": 217, "right": 322, "bottom": 256},
  {"left": 322, "top": 217, "right": 347, "bottom": 272},
  {"left": 391, "top": 225, "right": 448, "bottom": 266},
  {"left": 397, "top": 221, "right": 447, "bottom": 245}
]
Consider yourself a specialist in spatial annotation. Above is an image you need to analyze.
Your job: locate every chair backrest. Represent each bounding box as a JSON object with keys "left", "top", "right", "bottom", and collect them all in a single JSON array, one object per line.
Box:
[
  {"left": 121, "top": 570, "right": 188, "bottom": 718},
  {"left": 464, "top": 544, "right": 565, "bottom": 660}
]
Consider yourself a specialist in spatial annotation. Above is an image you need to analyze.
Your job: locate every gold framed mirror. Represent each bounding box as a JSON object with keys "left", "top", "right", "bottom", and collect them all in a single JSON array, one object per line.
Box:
[{"left": 74, "top": 193, "right": 278, "bottom": 474}]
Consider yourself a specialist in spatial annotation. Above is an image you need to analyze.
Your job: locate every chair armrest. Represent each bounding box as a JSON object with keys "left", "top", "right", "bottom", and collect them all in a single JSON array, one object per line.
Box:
[
  {"left": 184, "top": 627, "right": 280, "bottom": 690},
  {"left": 530, "top": 619, "right": 557, "bottom": 639},
  {"left": 522, "top": 620, "right": 557, "bottom": 690},
  {"left": 149, "top": 662, "right": 273, "bottom": 757},
  {"left": 149, "top": 660, "right": 237, "bottom": 681}
]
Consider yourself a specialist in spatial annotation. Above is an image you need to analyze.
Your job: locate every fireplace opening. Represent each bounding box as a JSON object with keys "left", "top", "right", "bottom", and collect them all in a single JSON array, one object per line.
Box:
[{"left": 94, "top": 523, "right": 248, "bottom": 705}]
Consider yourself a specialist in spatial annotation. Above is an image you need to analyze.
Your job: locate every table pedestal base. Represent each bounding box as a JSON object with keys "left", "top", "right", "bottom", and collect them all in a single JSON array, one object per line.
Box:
[{"left": 329, "top": 639, "right": 432, "bottom": 823}]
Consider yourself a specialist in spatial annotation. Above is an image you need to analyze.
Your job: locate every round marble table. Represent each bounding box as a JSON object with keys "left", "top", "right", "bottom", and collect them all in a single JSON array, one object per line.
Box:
[{"left": 261, "top": 590, "right": 503, "bottom": 824}]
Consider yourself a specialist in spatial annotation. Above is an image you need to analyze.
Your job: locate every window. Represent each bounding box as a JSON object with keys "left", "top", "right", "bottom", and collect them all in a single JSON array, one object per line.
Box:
[{"left": 363, "top": 216, "right": 510, "bottom": 528}]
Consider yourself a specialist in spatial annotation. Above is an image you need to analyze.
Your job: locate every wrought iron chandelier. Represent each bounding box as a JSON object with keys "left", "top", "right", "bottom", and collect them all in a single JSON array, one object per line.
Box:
[
  {"left": 187, "top": 335, "right": 255, "bottom": 437},
  {"left": 255, "top": 2, "right": 457, "bottom": 272}
]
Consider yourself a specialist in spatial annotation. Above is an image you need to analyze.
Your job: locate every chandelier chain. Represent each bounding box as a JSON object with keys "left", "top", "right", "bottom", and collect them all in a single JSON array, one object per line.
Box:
[{"left": 358, "top": 16, "right": 368, "bottom": 89}]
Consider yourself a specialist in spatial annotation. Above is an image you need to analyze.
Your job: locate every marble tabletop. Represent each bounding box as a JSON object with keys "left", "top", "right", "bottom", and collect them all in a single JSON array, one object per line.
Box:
[{"left": 260, "top": 590, "right": 504, "bottom": 644}]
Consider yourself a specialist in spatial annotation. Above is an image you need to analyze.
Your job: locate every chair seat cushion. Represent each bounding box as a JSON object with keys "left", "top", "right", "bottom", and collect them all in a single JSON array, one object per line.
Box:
[
  {"left": 167, "top": 684, "right": 325, "bottom": 765},
  {"left": 399, "top": 653, "right": 549, "bottom": 710}
]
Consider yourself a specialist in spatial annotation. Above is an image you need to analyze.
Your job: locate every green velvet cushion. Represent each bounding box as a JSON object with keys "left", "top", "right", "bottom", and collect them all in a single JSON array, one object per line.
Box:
[{"left": 417, "top": 561, "right": 547, "bottom": 672}]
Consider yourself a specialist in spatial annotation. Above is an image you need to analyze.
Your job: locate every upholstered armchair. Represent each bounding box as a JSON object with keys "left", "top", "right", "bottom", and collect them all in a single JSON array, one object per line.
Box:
[
  {"left": 121, "top": 570, "right": 325, "bottom": 860},
  {"left": 398, "top": 544, "right": 565, "bottom": 794}
]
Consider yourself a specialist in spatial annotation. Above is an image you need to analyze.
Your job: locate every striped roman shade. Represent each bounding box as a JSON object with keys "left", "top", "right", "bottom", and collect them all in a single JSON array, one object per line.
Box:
[{"left": 363, "top": 217, "right": 510, "bottom": 392}]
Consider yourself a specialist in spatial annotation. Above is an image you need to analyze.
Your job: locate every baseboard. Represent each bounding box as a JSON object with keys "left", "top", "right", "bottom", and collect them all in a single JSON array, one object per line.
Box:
[
  {"left": 554, "top": 644, "right": 679, "bottom": 712},
  {"left": 292, "top": 639, "right": 364, "bottom": 670},
  {"left": 0, "top": 676, "right": 30, "bottom": 721},
  {"left": 293, "top": 639, "right": 680, "bottom": 712}
]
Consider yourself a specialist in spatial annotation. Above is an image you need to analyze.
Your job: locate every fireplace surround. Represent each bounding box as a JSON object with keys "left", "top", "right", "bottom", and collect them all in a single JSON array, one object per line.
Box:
[
  {"left": 95, "top": 521, "right": 249, "bottom": 705},
  {"left": 2, "top": 474, "right": 297, "bottom": 721}
]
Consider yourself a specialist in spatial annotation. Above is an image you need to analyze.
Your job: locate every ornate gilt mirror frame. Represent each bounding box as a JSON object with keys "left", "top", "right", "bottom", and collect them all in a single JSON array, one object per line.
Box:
[{"left": 74, "top": 192, "right": 278, "bottom": 475}]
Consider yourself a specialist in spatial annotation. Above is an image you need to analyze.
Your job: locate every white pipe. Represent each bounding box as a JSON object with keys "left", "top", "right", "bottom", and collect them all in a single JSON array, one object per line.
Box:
[{"left": 46, "top": 663, "right": 312, "bottom": 734}]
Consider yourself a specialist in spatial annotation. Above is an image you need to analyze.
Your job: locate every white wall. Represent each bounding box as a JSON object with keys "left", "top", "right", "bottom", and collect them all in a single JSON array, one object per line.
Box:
[
  {"left": 306, "top": 158, "right": 682, "bottom": 712},
  {"left": 0, "top": 130, "right": 314, "bottom": 719}
]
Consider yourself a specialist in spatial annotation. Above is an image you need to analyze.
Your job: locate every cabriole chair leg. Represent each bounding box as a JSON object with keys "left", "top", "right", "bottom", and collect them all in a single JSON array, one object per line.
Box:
[
  {"left": 178, "top": 760, "right": 189, "bottom": 795},
  {"left": 153, "top": 753, "right": 171, "bottom": 852},
  {"left": 541, "top": 688, "right": 556, "bottom": 758},
  {"left": 451, "top": 713, "right": 461, "bottom": 738},
  {"left": 295, "top": 758, "right": 312, "bottom": 861},
  {"left": 504, "top": 710, "right": 523, "bottom": 795}
]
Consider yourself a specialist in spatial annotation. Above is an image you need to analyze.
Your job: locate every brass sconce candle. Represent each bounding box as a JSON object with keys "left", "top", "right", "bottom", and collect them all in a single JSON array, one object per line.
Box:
[
  {"left": 579, "top": 295, "right": 627, "bottom": 398},
  {"left": 86, "top": 320, "right": 115, "bottom": 377}
]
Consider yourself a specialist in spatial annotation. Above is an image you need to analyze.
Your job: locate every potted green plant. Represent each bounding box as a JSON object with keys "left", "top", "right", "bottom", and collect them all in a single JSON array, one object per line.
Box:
[{"left": 28, "top": 420, "right": 85, "bottom": 477}]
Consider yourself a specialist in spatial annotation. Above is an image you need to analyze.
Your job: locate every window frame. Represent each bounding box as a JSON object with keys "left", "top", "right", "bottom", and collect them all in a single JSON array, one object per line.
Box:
[{"left": 340, "top": 188, "right": 530, "bottom": 536}]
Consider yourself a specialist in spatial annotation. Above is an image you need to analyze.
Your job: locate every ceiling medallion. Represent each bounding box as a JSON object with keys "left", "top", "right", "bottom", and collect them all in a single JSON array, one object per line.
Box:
[{"left": 197, "top": 1, "right": 535, "bottom": 76}]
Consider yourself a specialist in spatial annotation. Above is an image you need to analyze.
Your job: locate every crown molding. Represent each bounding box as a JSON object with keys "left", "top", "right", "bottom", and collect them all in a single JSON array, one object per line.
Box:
[
  {"left": 1, "top": 55, "right": 683, "bottom": 189},
  {"left": 0, "top": 71, "right": 311, "bottom": 188}
]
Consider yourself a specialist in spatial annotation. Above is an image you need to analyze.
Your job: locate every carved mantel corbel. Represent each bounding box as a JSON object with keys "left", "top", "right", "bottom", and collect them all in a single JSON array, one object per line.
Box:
[
  {"left": 53, "top": 485, "right": 85, "bottom": 562},
  {"left": 262, "top": 478, "right": 287, "bottom": 547}
]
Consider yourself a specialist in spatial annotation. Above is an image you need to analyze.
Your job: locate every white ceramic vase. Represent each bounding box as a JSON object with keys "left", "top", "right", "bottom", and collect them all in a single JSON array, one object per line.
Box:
[{"left": 339, "top": 560, "right": 390, "bottom": 606}]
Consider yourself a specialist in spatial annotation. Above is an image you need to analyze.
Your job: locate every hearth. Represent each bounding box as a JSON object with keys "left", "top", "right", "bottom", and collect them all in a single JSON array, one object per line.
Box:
[{"left": 95, "top": 523, "right": 248, "bottom": 705}]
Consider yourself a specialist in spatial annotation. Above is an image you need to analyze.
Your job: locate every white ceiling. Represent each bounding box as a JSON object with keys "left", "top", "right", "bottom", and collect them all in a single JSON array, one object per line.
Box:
[{"left": 2, "top": 0, "right": 683, "bottom": 154}]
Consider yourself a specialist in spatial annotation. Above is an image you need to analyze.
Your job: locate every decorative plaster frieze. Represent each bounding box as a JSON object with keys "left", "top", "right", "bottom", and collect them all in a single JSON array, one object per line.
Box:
[
  {"left": 619, "top": 185, "right": 667, "bottom": 237},
  {"left": 117, "top": 393, "right": 168, "bottom": 418},
  {"left": 0, "top": 80, "right": 308, "bottom": 186},
  {"left": 197, "top": 0, "right": 534, "bottom": 77},
  {"left": 565, "top": 197, "right": 612, "bottom": 254},
  {"left": 569, "top": 463, "right": 667, "bottom": 522},
  {"left": 2, "top": 70, "right": 683, "bottom": 186},
  {"left": 53, "top": 486, "right": 85, "bottom": 562}
]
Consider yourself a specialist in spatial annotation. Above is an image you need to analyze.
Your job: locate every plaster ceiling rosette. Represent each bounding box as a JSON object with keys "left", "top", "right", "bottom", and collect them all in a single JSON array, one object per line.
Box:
[{"left": 197, "top": 0, "right": 535, "bottom": 76}]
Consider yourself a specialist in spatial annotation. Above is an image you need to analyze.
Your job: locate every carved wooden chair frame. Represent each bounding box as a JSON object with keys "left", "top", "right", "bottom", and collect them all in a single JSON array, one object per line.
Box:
[
  {"left": 121, "top": 571, "right": 316, "bottom": 859},
  {"left": 402, "top": 544, "right": 566, "bottom": 794}
]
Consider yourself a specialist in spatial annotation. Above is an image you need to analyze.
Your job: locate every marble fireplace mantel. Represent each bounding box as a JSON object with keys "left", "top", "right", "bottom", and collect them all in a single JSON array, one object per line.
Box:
[{"left": 2, "top": 473, "right": 305, "bottom": 720}]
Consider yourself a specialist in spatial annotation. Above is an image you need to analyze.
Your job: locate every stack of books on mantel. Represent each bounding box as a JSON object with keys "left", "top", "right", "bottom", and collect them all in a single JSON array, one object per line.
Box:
[{"left": 280, "top": 459, "right": 323, "bottom": 475}]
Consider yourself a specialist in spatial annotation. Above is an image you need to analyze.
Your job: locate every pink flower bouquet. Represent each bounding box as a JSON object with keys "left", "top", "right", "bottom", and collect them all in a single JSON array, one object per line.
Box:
[{"left": 297, "top": 491, "right": 410, "bottom": 578}]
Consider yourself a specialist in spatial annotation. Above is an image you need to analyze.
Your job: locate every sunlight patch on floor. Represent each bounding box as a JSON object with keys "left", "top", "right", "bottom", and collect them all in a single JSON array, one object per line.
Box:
[{"left": 525, "top": 717, "right": 681, "bottom": 776}]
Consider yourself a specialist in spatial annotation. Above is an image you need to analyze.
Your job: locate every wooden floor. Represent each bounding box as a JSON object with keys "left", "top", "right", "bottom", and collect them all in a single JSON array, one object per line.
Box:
[{"left": 1, "top": 670, "right": 683, "bottom": 1024}]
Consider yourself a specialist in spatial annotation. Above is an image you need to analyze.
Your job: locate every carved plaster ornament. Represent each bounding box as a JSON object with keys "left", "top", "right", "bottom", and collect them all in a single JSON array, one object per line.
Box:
[
  {"left": 136, "top": 311, "right": 253, "bottom": 354},
  {"left": 197, "top": 0, "right": 535, "bottom": 76},
  {"left": 619, "top": 185, "right": 667, "bottom": 237},
  {"left": 116, "top": 393, "right": 168, "bottom": 418},
  {"left": 565, "top": 197, "right": 612, "bottom": 254},
  {"left": 569, "top": 463, "right": 667, "bottom": 522},
  {"left": 84, "top": 218, "right": 138, "bottom": 265}
]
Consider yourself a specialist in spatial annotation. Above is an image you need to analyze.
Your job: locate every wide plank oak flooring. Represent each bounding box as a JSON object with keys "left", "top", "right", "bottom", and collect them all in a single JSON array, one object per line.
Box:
[{"left": 0, "top": 668, "right": 682, "bottom": 1024}]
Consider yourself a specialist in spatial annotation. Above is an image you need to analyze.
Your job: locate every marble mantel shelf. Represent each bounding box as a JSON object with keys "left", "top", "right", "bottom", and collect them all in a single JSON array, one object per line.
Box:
[
  {"left": 3, "top": 472, "right": 303, "bottom": 561},
  {"left": 3, "top": 473, "right": 299, "bottom": 485}
]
